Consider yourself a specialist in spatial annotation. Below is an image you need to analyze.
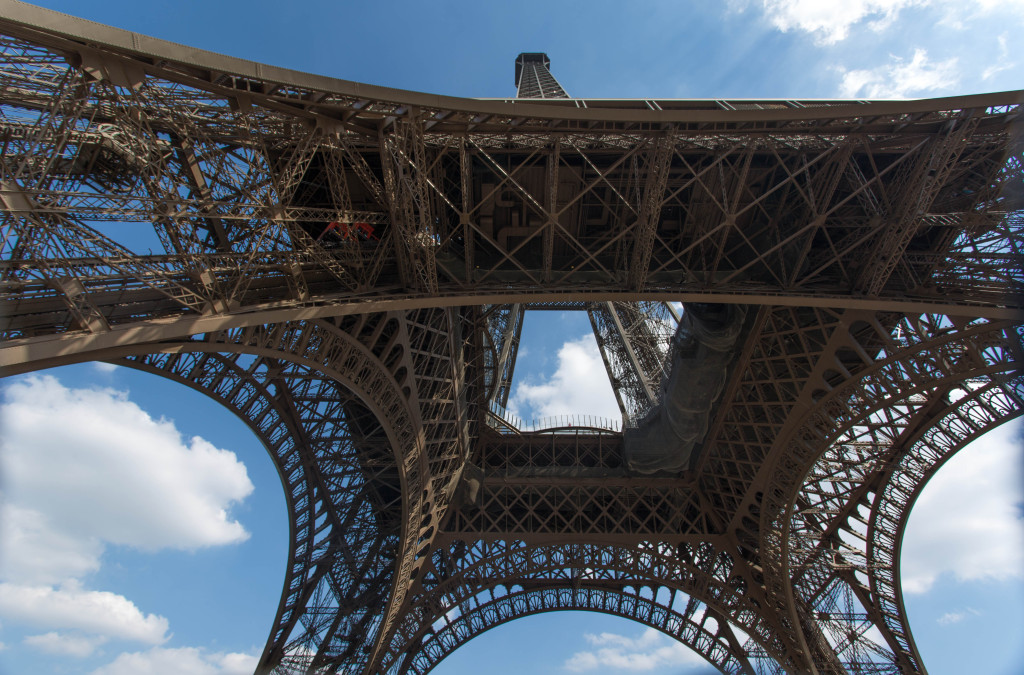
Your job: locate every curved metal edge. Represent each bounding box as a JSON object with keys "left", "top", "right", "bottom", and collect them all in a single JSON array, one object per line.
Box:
[
  {"left": 385, "top": 539, "right": 787, "bottom": 670},
  {"left": 867, "top": 375, "right": 1024, "bottom": 673},
  {"left": 408, "top": 590, "right": 751, "bottom": 675},
  {"left": 0, "top": 0, "right": 1021, "bottom": 125},
  {"left": 113, "top": 351, "right": 304, "bottom": 670},
  {"left": 757, "top": 315, "right": 1020, "bottom": 672},
  {"left": 11, "top": 321, "right": 420, "bottom": 673}
]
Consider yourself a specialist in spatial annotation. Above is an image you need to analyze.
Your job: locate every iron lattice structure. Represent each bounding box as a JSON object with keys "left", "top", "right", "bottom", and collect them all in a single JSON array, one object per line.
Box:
[{"left": 1, "top": 2, "right": 1023, "bottom": 673}]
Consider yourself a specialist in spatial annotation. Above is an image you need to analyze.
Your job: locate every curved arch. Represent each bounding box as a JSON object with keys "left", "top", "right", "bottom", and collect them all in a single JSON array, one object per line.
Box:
[
  {"left": 784, "top": 373, "right": 1023, "bottom": 672},
  {"left": 11, "top": 313, "right": 461, "bottom": 673},
  {"left": 378, "top": 538, "right": 787, "bottom": 672},
  {"left": 866, "top": 375, "right": 1024, "bottom": 670},
  {"left": 117, "top": 345, "right": 407, "bottom": 672},
  {"left": 401, "top": 586, "right": 753, "bottom": 675},
  {"left": 128, "top": 313, "right": 466, "bottom": 672},
  {"left": 114, "top": 350, "right": 368, "bottom": 668},
  {"left": 757, "top": 314, "right": 1020, "bottom": 672}
]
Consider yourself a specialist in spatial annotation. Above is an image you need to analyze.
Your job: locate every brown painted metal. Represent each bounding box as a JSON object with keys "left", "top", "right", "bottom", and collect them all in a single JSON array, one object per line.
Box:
[{"left": 1, "top": 2, "right": 1022, "bottom": 673}]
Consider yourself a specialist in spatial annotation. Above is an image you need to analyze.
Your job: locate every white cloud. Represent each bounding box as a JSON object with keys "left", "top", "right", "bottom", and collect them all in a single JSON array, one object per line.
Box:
[
  {"left": 982, "top": 33, "right": 1015, "bottom": 80},
  {"left": 0, "top": 375, "right": 257, "bottom": 658},
  {"left": 90, "top": 646, "right": 259, "bottom": 675},
  {"left": 758, "top": 0, "right": 925, "bottom": 44},
  {"left": 837, "top": 48, "right": 958, "bottom": 98},
  {"left": 936, "top": 608, "right": 981, "bottom": 625},
  {"left": 0, "top": 375, "right": 253, "bottom": 559},
  {"left": 0, "top": 583, "right": 169, "bottom": 644},
  {"left": 563, "top": 628, "right": 707, "bottom": 672},
  {"left": 93, "top": 361, "right": 119, "bottom": 374},
  {"left": 0, "top": 504, "right": 104, "bottom": 586},
  {"left": 508, "top": 334, "right": 621, "bottom": 425},
  {"left": 23, "top": 631, "right": 108, "bottom": 658},
  {"left": 755, "top": 0, "right": 1024, "bottom": 44},
  {"left": 901, "top": 419, "right": 1024, "bottom": 594}
]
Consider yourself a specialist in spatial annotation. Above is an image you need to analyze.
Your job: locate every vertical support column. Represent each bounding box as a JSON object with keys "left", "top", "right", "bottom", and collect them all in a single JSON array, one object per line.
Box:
[
  {"left": 628, "top": 133, "right": 673, "bottom": 290},
  {"left": 587, "top": 301, "right": 677, "bottom": 422},
  {"left": 380, "top": 112, "right": 440, "bottom": 294},
  {"left": 487, "top": 303, "right": 526, "bottom": 409}
]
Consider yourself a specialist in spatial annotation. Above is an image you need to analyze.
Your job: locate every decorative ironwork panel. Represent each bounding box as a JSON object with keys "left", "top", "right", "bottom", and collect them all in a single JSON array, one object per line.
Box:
[{"left": 0, "top": 5, "right": 1021, "bottom": 674}]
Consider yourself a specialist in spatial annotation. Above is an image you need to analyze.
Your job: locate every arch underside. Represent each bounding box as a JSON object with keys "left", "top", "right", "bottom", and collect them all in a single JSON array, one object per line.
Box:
[
  {"left": 104, "top": 311, "right": 467, "bottom": 673},
  {"left": 404, "top": 585, "right": 751, "bottom": 674},
  {"left": 0, "top": 9, "right": 1022, "bottom": 675},
  {"left": 7, "top": 307, "right": 1018, "bottom": 675},
  {"left": 382, "top": 532, "right": 801, "bottom": 675},
  {"left": 758, "top": 314, "right": 1023, "bottom": 672},
  {"left": 7, "top": 305, "right": 1019, "bottom": 675}
]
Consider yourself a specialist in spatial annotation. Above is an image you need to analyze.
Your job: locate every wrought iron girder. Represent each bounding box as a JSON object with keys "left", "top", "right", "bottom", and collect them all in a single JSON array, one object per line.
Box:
[
  {"left": 0, "top": 9, "right": 1019, "bottom": 140},
  {"left": 115, "top": 347, "right": 397, "bottom": 672},
  {"left": 784, "top": 377, "right": 1024, "bottom": 673},
  {"left": 2, "top": 7, "right": 1024, "bottom": 675},
  {"left": 756, "top": 316, "right": 1022, "bottom": 672},
  {"left": 627, "top": 134, "right": 674, "bottom": 290},
  {"left": 119, "top": 350, "right": 323, "bottom": 662},
  {"left": 384, "top": 537, "right": 789, "bottom": 672},
  {"left": 448, "top": 481, "right": 706, "bottom": 539},
  {"left": 475, "top": 427, "right": 624, "bottom": 474},
  {"left": 855, "top": 115, "right": 981, "bottom": 296},
  {"left": 587, "top": 300, "right": 677, "bottom": 422},
  {"left": 481, "top": 303, "right": 525, "bottom": 409},
  {"left": 1, "top": 19, "right": 1021, "bottom": 351},
  {"left": 396, "top": 585, "right": 753, "bottom": 674},
  {"left": 861, "top": 375, "right": 1024, "bottom": 671},
  {"left": 111, "top": 316, "right": 442, "bottom": 673},
  {"left": 697, "top": 305, "right": 844, "bottom": 530},
  {"left": 380, "top": 116, "right": 440, "bottom": 294}
]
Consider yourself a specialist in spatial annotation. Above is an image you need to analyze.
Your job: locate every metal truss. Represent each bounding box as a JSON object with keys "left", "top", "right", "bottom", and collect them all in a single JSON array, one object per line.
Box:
[
  {"left": 588, "top": 300, "right": 679, "bottom": 421},
  {"left": 514, "top": 53, "right": 570, "bottom": 99},
  {"left": 1, "top": 3, "right": 1022, "bottom": 674}
]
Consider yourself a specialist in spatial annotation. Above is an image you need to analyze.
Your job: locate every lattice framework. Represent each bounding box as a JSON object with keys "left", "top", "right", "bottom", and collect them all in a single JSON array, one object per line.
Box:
[{"left": 1, "top": 4, "right": 1022, "bottom": 674}]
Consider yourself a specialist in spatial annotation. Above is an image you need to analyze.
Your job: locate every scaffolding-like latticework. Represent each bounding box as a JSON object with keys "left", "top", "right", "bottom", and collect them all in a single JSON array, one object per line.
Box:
[{"left": 1, "top": 3, "right": 1022, "bottom": 673}]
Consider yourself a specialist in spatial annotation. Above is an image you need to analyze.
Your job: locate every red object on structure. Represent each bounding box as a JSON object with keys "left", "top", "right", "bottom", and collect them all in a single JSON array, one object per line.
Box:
[
  {"left": 352, "top": 222, "right": 378, "bottom": 240},
  {"left": 317, "top": 221, "right": 378, "bottom": 242}
]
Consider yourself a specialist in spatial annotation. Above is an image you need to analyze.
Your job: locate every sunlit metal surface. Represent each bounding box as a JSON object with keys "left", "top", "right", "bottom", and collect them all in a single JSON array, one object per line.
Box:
[{"left": 1, "top": 2, "right": 1022, "bottom": 673}]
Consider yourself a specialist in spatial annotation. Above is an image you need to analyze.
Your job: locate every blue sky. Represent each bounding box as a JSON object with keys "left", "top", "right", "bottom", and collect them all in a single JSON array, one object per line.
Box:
[{"left": 0, "top": 1, "right": 1022, "bottom": 673}]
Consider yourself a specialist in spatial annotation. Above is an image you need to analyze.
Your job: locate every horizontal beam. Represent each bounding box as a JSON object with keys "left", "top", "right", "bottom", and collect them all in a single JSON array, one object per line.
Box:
[
  {"left": 432, "top": 532, "right": 731, "bottom": 547},
  {"left": 3, "top": 291, "right": 1022, "bottom": 375},
  {"left": 0, "top": 2, "right": 1019, "bottom": 129}
]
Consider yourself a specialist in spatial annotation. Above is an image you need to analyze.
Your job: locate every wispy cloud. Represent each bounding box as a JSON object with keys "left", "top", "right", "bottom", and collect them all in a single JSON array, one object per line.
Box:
[
  {"left": 23, "top": 632, "right": 108, "bottom": 658},
  {"left": 753, "top": 0, "right": 1024, "bottom": 44},
  {"left": 937, "top": 608, "right": 982, "bottom": 625},
  {"left": 982, "top": 33, "right": 1015, "bottom": 80},
  {"left": 756, "top": 0, "right": 926, "bottom": 44},
  {"left": 836, "top": 48, "right": 958, "bottom": 98},
  {"left": 563, "top": 628, "right": 707, "bottom": 672},
  {"left": 89, "top": 646, "right": 258, "bottom": 675}
]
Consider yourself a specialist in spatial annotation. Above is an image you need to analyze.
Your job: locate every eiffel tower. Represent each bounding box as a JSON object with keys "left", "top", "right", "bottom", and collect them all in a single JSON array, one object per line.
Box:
[{"left": 1, "top": 3, "right": 1022, "bottom": 673}]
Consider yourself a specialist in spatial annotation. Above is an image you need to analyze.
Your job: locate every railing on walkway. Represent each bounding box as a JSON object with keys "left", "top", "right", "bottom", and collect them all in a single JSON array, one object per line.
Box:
[{"left": 487, "top": 401, "right": 621, "bottom": 434}]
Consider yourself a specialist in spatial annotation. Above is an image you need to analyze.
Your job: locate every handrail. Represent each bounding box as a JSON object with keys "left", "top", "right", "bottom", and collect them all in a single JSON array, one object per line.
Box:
[{"left": 487, "top": 401, "right": 621, "bottom": 434}]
